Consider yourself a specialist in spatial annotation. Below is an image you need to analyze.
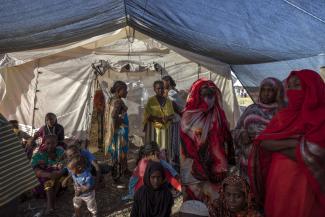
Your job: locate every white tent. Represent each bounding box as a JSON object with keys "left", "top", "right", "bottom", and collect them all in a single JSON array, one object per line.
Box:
[{"left": 0, "top": 28, "right": 240, "bottom": 139}]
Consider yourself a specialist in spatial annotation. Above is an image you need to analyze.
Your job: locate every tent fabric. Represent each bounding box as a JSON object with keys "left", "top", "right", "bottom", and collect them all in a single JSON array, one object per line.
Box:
[
  {"left": 0, "top": 0, "right": 126, "bottom": 53},
  {"left": 232, "top": 54, "right": 325, "bottom": 88},
  {"left": 0, "top": 114, "right": 38, "bottom": 206},
  {"left": 0, "top": 49, "right": 96, "bottom": 140},
  {"left": 1, "top": 1, "right": 325, "bottom": 65},
  {"left": 0, "top": 30, "right": 240, "bottom": 140}
]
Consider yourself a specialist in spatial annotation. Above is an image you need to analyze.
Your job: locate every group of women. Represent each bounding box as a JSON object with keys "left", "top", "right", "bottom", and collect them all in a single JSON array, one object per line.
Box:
[{"left": 103, "top": 69, "right": 325, "bottom": 217}]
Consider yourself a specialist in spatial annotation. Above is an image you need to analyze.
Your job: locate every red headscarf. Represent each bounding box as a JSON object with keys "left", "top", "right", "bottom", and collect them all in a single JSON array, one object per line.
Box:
[
  {"left": 180, "top": 79, "right": 232, "bottom": 183},
  {"left": 249, "top": 69, "right": 325, "bottom": 209}
]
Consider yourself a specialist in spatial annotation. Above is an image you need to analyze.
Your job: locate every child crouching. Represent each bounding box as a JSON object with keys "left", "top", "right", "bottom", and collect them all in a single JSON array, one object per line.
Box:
[{"left": 67, "top": 156, "right": 98, "bottom": 217}]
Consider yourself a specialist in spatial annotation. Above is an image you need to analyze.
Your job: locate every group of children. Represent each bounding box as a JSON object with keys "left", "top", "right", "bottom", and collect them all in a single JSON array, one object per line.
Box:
[
  {"left": 10, "top": 113, "right": 99, "bottom": 217},
  {"left": 9, "top": 105, "right": 259, "bottom": 217}
]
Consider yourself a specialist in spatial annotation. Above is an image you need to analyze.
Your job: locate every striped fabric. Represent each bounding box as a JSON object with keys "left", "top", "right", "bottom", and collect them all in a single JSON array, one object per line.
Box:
[{"left": 0, "top": 114, "right": 38, "bottom": 206}]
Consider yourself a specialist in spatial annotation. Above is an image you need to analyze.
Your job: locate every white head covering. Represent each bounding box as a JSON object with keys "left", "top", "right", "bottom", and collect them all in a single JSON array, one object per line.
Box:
[{"left": 179, "top": 200, "right": 209, "bottom": 216}]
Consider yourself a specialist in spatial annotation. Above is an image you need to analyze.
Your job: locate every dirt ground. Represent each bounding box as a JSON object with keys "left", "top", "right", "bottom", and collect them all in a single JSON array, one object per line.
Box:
[{"left": 17, "top": 111, "right": 182, "bottom": 217}]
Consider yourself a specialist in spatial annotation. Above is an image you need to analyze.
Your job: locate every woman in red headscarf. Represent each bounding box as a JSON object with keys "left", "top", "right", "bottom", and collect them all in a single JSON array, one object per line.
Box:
[
  {"left": 249, "top": 69, "right": 325, "bottom": 217},
  {"left": 180, "top": 78, "right": 234, "bottom": 206}
]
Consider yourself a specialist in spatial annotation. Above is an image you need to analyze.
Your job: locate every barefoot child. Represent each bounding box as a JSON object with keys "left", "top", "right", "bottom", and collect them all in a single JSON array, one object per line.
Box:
[{"left": 67, "top": 156, "right": 98, "bottom": 217}]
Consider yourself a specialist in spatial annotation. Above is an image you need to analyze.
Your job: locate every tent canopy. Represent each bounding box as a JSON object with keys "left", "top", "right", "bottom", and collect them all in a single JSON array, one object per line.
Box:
[
  {"left": 1, "top": 1, "right": 325, "bottom": 137},
  {"left": 1, "top": 0, "right": 325, "bottom": 64},
  {"left": 1, "top": 1, "right": 325, "bottom": 87},
  {"left": 0, "top": 28, "right": 239, "bottom": 138}
]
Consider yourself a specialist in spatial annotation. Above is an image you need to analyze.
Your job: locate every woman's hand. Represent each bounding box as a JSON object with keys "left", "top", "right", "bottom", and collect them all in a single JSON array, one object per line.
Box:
[
  {"left": 149, "top": 115, "right": 163, "bottom": 123},
  {"left": 49, "top": 171, "right": 61, "bottom": 180},
  {"left": 240, "top": 130, "right": 251, "bottom": 146},
  {"left": 261, "top": 139, "right": 298, "bottom": 151}
]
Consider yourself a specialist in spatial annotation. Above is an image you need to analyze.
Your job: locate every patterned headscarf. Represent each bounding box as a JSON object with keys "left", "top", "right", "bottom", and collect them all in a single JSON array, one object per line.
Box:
[
  {"left": 258, "top": 77, "right": 284, "bottom": 106},
  {"left": 210, "top": 175, "right": 256, "bottom": 217}
]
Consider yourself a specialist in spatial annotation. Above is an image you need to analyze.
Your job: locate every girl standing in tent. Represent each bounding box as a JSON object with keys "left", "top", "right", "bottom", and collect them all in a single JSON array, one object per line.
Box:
[
  {"left": 180, "top": 78, "right": 234, "bottom": 207},
  {"left": 249, "top": 69, "right": 325, "bottom": 217},
  {"left": 162, "top": 75, "right": 185, "bottom": 171},
  {"left": 105, "top": 81, "right": 129, "bottom": 180},
  {"left": 232, "top": 77, "right": 284, "bottom": 182},
  {"left": 143, "top": 80, "right": 175, "bottom": 161},
  {"left": 32, "top": 112, "right": 65, "bottom": 150}
]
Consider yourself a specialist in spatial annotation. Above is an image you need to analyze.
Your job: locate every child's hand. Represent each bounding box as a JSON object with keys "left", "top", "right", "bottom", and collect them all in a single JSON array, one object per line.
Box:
[
  {"left": 74, "top": 186, "right": 81, "bottom": 196},
  {"left": 75, "top": 190, "right": 81, "bottom": 197},
  {"left": 80, "top": 185, "right": 90, "bottom": 193},
  {"left": 49, "top": 171, "right": 61, "bottom": 180}
]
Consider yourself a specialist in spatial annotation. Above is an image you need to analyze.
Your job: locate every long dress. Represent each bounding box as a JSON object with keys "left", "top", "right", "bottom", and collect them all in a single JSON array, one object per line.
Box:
[
  {"left": 249, "top": 70, "right": 325, "bottom": 217},
  {"left": 143, "top": 96, "right": 175, "bottom": 160},
  {"left": 105, "top": 96, "right": 129, "bottom": 177},
  {"left": 167, "top": 89, "right": 185, "bottom": 171},
  {"left": 233, "top": 77, "right": 282, "bottom": 181},
  {"left": 180, "top": 79, "right": 232, "bottom": 206}
]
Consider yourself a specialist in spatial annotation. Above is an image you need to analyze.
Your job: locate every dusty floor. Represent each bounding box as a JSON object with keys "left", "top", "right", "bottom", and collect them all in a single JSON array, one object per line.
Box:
[{"left": 17, "top": 112, "right": 182, "bottom": 217}]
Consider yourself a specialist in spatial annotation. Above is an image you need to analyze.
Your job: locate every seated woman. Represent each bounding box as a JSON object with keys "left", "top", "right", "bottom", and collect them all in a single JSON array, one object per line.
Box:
[
  {"left": 130, "top": 161, "right": 174, "bottom": 217},
  {"left": 210, "top": 175, "right": 262, "bottom": 217},
  {"left": 32, "top": 113, "right": 65, "bottom": 150},
  {"left": 249, "top": 70, "right": 325, "bottom": 217},
  {"left": 232, "top": 77, "right": 284, "bottom": 181},
  {"left": 144, "top": 80, "right": 175, "bottom": 161},
  {"left": 31, "top": 135, "right": 66, "bottom": 215},
  {"left": 122, "top": 141, "right": 181, "bottom": 201}
]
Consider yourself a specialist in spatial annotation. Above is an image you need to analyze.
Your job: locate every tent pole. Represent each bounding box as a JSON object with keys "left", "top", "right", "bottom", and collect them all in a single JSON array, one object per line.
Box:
[
  {"left": 31, "top": 61, "right": 40, "bottom": 133},
  {"left": 198, "top": 64, "right": 201, "bottom": 79}
]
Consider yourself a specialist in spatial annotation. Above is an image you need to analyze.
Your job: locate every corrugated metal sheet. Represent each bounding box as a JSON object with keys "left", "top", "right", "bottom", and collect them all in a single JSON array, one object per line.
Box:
[{"left": 0, "top": 114, "right": 38, "bottom": 206}]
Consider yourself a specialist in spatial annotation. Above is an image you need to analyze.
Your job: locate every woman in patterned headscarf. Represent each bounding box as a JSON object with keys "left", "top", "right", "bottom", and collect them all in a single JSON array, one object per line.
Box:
[
  {"left": 180, "top": 78, "right": 234, "bottom": 206},
  {"left": 233, "top": 77, "right": 284, "bottom": 181},
  {"left": 249, "top": 70, "right": 325, "bottom": 217},
  {"left": 210, "top": 175, "right": 262, "bottom": 217}
]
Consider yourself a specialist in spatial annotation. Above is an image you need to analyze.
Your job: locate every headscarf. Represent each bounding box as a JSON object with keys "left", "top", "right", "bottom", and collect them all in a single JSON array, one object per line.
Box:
[
  {"left": 211, "top": 175, "right": 259, "bottom": 217},
  {"left": 180, "top": 79, "right": 232, "bottom": 183},
  {"left": 233, "top": 77, "right": 284, "bottom": 179},
  {"left": 249, "top": 69, "right": 325, "bottom": 209},
  {"left": 131, "top": 161, "right": 174, "bottom": 217},
  {"left": 258, "top": 77, "right": 284, "bottom": 106},
  {"left": 234, "top": 77, "right": 284, "bottom": 141}
]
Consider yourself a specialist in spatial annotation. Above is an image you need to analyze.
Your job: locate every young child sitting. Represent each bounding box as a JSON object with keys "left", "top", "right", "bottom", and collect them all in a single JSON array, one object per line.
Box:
[
  {"left": 67, "top": 156, "right": 98, "bottom": 217},
  {"left": 130, "top": 161, "right": 174, "bottom": 217},
  {"left": 122, "top": 141, "right": 181, "bottom": 201}
]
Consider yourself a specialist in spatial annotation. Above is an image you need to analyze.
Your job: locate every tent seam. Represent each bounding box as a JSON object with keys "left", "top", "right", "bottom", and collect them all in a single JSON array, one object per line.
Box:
[
  {"left": 123, "top": 0, "right": 129, "bottom": 25},
  {"left": 283, "top": 0, "right": 325, "bottom": 24}
]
